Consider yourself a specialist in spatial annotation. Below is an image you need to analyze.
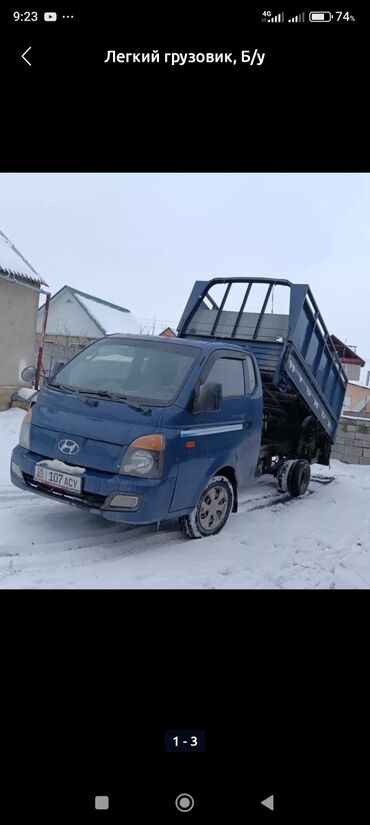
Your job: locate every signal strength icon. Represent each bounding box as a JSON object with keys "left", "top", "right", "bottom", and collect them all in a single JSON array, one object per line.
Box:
[
  {"left": 288, "top": 12, "right": 305, "bottom": 22},
  {"left": 267, "top": 11, "right": 284, "bottom": 22}
]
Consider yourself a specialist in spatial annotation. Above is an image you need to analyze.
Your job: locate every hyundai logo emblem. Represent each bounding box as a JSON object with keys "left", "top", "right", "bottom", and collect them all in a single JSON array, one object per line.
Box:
[{"left": 58, "top": 439, "right": 80, "bottom": 455}]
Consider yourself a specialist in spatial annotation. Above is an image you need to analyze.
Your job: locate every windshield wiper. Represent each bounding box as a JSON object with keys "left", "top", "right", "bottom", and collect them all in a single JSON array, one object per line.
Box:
[
  {"left": 49, "top": 384, "right": 151, "bottom": 415},
  {"left": 49, "top": 382, "right": 81, "bottom": 394},
  {"left": 84, "top": 389, "right": 152, "bottom": 415}
]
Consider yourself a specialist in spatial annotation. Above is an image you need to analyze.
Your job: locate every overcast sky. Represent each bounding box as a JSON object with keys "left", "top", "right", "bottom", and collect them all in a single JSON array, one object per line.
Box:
[{"left": 1, "top": 172, "right": 369, "bottom": 372}]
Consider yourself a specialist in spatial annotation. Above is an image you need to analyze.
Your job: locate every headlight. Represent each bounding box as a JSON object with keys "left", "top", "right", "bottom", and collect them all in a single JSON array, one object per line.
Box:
[
  {"left": 120, "top": 434, "right": 165, "bottom": 479},
  {"left": 19, "top": 408, "right": 33, "bottom": 449}
]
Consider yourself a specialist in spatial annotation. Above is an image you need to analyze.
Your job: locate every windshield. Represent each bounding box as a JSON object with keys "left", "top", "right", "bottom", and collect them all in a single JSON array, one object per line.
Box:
[{"left": 49, "top": 338, "right": 200, "bottom": 406}]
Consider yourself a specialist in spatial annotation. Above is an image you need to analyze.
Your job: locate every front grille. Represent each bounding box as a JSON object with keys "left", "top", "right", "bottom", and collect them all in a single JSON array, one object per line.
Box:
[{"left": 23, "top": 473, "right": 107, "bottom": 507}]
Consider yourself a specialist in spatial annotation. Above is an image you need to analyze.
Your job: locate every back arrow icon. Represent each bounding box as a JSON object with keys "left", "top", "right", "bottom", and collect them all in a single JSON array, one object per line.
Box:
[
  {"left": 22, "top": 47, "right": 32, "bottom": 66},
  {"left": 261, "top": 795, "right": 274, "bottom": 811}
]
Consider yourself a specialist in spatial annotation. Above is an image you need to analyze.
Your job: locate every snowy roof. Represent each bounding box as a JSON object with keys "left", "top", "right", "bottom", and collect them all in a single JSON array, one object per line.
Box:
[
  {"left": 0, "top": 229, "right": 48, "bottom": 286},
  {"left": 74, "top": 290, "right": 140, "bottom": 335},
  {"left": 40, "top": 285, "right": 140, "bottom": 336},
  {"left": 341, "top": 414, "right": 370, "bottom": 421}
]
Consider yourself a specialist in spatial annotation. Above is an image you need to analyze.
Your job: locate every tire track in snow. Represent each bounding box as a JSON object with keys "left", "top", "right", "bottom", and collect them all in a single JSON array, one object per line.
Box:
[
  {"left": 0, "top": 475, "right": 333, "bottom": 584},
  {"left": 0, "top": 521, "right": 186, "bottom": 580},
  {"left": 1, "top": 486, "right": 309, "bottom": 571}
]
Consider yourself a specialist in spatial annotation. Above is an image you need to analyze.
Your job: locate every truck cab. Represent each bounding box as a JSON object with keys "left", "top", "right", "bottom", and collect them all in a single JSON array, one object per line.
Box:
[{"left": 10, "top": 332, "right": 263, "bottom": 537}]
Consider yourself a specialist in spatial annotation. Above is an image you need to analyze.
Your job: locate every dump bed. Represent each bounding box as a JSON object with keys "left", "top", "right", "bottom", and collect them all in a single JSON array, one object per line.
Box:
[{"left": 177, "top": 277, "right": 347, "bottom": 441}]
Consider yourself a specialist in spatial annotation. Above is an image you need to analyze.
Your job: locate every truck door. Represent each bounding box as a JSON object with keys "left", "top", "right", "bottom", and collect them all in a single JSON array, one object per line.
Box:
[{"left": 170, "top": 351, "right": 263, "bottom": 513}]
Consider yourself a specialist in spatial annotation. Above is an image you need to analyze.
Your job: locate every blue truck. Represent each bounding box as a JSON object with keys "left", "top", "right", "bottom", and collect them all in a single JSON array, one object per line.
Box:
[{"left": 10, "top": 277, "right": 347, "bottom": 539}]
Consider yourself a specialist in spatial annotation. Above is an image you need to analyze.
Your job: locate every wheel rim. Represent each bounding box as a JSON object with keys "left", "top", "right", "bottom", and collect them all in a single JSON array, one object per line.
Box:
[{"left": 198, "top": 485, "right": 229, "bottom": 533}]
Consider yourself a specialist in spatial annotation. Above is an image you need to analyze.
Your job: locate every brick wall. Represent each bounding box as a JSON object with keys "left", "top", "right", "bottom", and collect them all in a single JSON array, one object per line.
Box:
[{"left": 331, "top": 417, "right": 370, "bottom": 465}]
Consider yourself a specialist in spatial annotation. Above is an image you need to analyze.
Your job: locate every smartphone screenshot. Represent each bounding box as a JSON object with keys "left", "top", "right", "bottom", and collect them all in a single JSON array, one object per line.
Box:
[{"left": 0, "top": 4, "right": 367, "bottom": 821}]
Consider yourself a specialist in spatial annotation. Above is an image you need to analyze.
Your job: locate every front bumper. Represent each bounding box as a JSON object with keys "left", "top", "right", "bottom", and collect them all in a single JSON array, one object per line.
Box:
[{"left": 10, "top": 445, "right": 177, "bottom": 524}]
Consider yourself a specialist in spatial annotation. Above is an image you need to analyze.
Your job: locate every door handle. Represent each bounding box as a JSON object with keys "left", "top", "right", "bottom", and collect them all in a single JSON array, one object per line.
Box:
[{"left": 246, "top": 417, "right": 253, "bottom": 429}]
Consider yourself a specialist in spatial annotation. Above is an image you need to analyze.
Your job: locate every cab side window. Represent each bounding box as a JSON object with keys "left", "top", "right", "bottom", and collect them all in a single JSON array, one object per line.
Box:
[{"left": 205, "top": 357, "right": 245, "bottom": 397}]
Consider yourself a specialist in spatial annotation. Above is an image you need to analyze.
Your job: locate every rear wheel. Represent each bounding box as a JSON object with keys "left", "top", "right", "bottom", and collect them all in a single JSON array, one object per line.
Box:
[
  {"left": 277, "top": 459, "right": 311, "bottom": 497},
  {"left": 179, "top": 475, "right": 234, "bottom": 539},
  {"left": 288, "top": 459, "right": 311, "bottom": 497}
]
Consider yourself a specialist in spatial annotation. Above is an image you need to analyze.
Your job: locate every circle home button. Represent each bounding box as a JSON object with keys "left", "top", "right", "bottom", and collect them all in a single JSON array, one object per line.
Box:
[{"left": 175, "top": 793, "right": 195, "bottom": 812}]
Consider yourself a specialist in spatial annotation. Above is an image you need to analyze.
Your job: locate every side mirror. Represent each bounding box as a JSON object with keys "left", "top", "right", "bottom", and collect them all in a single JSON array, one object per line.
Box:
[
  {"left": 21, "top": 366, "right": 37, "bottom": 382},
  {"left": 192, "top": 382, "right": 222, "bottom": 414}
]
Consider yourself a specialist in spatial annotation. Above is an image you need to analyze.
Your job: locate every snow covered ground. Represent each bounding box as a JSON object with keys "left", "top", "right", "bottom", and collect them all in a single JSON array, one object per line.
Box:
[{"left": 1, "top": 408, "right": 370, "bottom": 589}]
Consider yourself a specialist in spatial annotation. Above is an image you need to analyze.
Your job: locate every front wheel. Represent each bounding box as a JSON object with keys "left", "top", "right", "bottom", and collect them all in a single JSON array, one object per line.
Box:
[{"left": 179, "top": 475, "right": 234, "bottom": 539}]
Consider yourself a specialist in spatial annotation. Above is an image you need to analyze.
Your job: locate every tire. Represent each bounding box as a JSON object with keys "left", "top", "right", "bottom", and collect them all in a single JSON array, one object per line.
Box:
[
  {"left": 179, "top": 475, "right": 234, "bottom": 539},
  {"left": 288, "top": 459, "right": 311, "bottom": 497},
  {"left": 276, "top": 460, "right": 295, "bottom": 493}
]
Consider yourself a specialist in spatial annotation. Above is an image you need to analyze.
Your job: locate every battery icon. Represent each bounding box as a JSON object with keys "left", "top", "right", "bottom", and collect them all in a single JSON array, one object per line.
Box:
[{"left": 309, "top": 11, "right": 333, "bottom": 21}]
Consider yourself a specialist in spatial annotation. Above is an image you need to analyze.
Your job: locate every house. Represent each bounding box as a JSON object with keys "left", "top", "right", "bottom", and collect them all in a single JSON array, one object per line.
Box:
[
  {"left": 342, "top": 379, "right": 370, "bottom": 416},
  {"left": 328, "top": 336, "right": 368, "bottom": 414},
  {"left": 329, "top": 335, "right": 365, "bottom": 381},
  {"left": 0, "top": 230, "right": 48, "bottom": 410},
  {"left": 36, "top": 285, "right": 140, "bottom": 375},
  {"left": 159, "top": 326, "right": 177, "bottom": 337}
]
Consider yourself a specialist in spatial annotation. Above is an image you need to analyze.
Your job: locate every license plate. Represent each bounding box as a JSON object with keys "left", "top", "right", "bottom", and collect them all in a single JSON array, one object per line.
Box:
[{"left": 34, "top": 464, "right": 82, "bottom": 494}]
